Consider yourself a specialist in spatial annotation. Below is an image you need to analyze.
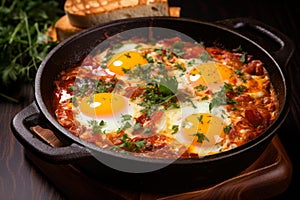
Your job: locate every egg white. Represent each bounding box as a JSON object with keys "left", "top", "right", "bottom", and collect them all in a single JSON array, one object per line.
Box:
[
  {"left": 161, "top": 100, "right": 230, "bottom": 156},
  {"left": 74, "top": 95, "right": 141, "bottom": 134}
]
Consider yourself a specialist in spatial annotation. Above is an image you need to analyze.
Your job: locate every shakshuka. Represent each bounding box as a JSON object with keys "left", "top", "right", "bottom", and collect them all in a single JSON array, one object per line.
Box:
[{"left": 53, "top": 37, "right": 279, "bottom": 158}]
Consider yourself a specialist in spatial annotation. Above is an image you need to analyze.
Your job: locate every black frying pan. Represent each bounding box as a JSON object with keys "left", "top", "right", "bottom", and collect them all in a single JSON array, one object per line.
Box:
[{"left": 11, "top": 17, "right": 294, "bottom": 191}]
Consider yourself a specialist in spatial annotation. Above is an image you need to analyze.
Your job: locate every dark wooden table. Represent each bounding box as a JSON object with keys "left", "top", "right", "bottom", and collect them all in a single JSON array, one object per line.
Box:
[{"left": 1, "top": 0, "right": 299, "bottom": 199}]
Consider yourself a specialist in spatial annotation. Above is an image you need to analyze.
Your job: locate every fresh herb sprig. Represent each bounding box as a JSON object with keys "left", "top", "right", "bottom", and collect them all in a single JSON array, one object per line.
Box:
[
  {"left": 192, "top": 132, "right": 209, "bottom": 143},
  {"left": 0, "top": 0, "right": 63, "bottom": 102},
  {"left": 138, "top": 75, "right": 179, "bottom": 116},
  {"left": 111, "top": 133, "right": 146, "bottom": 152}
]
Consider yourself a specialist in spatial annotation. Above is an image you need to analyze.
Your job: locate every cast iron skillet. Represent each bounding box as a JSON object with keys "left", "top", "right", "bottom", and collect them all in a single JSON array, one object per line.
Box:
[{"left": 11, "top": 17, "right": 294, "bottom": 191}]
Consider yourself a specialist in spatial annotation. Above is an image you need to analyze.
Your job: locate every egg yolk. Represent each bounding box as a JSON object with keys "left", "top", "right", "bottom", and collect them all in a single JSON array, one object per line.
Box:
[
  {"left": 187, "top": 63, "right": 235, "bottom": 87},
  {"left": 79, "top": 93, "right": 127, "bottom": 118},
  {"left": 107, "top": 51, "right": 148, "bottom": 76},
  {"left": 187, "top": 68, "right": 207, "bottom": 87},
  {"left": 181, "top": 113, "right": 226, "bottom": 147}
]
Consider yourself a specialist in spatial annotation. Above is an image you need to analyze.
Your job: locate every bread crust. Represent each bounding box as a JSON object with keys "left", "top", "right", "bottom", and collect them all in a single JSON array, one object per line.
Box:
[
  {"left": 55, "top": 15, "right": 83, "bottom": 41},
  {"left": 65, "top": 0, "right": 169, "bottom": 28},
  {"left": 65, "top": 0, "right": 168, "bottom": 15},
  {"left": 54, "top": 0, "right": 180, "bottom": 41}
]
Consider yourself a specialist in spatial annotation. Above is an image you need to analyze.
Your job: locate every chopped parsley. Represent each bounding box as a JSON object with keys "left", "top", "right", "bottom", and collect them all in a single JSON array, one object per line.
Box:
[
  {"left": 116, "top": 114, "right": 133, "bottom": 133},
  {"left": 137, "top": 75, "right": 179, "bottom": 116},
  {"left": 122, "top": 67, "right": 131, "bottom": 74},
  {"left": 171, "top": 125, "right": 179, "bottom": 134},
  {"left": 240, "top": 53, "right": 247, "bottom": 64},
  {"left": 194, "top": 84, "right": 208, "bottom": 91},
  {"left": 121, "top": 114, "right": 132, "bottom": 121},
  {"left": 224, "top": 124, "right": 232, "bottom": 133},
  {"left": 88, "top": 120, "right": 106, "bottom": 134},
  {"left": 199, "top": 51, "right": 212, "bottom": 62},
  {"left": 234, "top": 69, "right": 247, "bottom": 82},
  {"left": 192, "top": 132, "right": 209, "bottom": 143},
  {"left": 197, "top": 115, "right": 204, "bottom": 123},
  {"left": 209, "top": 83, "right": 239, "bottom": 112},
  {"left": 124, "top": 53, "right": 131, "bottom": 58},
  {"left": 174, "top": 63, "right": 186, "bottom": 72},
  {"left": 117, "top": 121, "right": 132, "bottom": 133},
  {"left": 201, "top": 96, "right": 209, "bottom": 100},
  {"left": 158, "top": 76, "right": 178, "bottom": 96},
  {"left": 236, "top": 85, "right": 247, "bottom": 94},
  {"left": 111, "top": 134, "right": 146, "bottom": 152}
]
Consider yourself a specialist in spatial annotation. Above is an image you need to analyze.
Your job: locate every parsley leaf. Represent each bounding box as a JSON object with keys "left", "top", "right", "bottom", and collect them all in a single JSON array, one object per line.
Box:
[
  {"left": 224, "top": 124, "right": 232, "bottom": 133},
  {"left": 0, "top": 0, "right": 63, "bottom": 102},
  {"left": 209, "top": 84, "right": 238, "bottom": 112},
  {"left": 113, "top": 133, "right": 146, "bottom": 152},
  {"left": 199, "top": 51, "right": 212, "bottom": 62},
  {"left": 88, "top": 120, "right": 106, "bottom": 134},
  {"left": 192, "top": 132, "right": 209, "bottom": 143},
  {"left": 158, "top": 76, "right": 178, "bottom": 96},
  {"left": 171, "top": 125, "right": 179, "bottom": 134}
]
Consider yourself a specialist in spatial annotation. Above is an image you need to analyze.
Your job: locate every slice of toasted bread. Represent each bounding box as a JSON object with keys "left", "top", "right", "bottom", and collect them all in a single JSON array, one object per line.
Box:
[
  {"left": 54, "top": 0, "right": 181, "bottom": 42},
  {"left": 65, "top": 0, "right": 170, "bottom": 28},
  {"left": 55, "top": 15, "right": 83, "bottom": 41}
]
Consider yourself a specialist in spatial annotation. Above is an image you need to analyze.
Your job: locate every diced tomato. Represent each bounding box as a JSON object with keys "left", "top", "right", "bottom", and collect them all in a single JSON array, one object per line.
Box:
[
  {"left": 244, "top": 60, "right": 264, "bottom": 75},
  {"left": 182, "top": 45, "right": 205, "bottom": 59},
  {"left": 245, "top": 109, "right": 264, "bottom": 127}
]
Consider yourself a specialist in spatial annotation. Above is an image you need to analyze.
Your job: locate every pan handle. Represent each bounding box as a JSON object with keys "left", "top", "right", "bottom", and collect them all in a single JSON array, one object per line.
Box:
[
  {"left": 11, "top": 102, "right": 91, "bottom": 164},
  {"left": 216, "top": 17, "right": 295, "bottom": 67}
]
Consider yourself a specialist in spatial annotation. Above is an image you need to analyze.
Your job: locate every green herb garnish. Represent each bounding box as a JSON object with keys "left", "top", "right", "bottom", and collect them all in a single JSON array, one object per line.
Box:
[
  {"left": 121, "top": 114, "right": 132, "bottom": 121},
  {"left": 88, "top": 120, "right": 106, "bottom": 134},
  {"left": 171, "top": 125, "right": 179, "bottom": 134},
  {"left": 197, "top": 115, "right": 204, "bottom": 123},
  {"left": 199, "top": 51, "right": 212, "bottom": 62},
  {"left": 209, "top": 84, "right": 238, "bottom": 112},
  {"left": 192, "top": 132, "right": 209, "bottom": 143},
  {"left": 240, "top": 53, "right": 247, "bottom": 63},
  {"left": 112, "top": 133, "right": 146, "bottom": 152},
  {"left": 0, "top": 0, "right": 63, "bottom": 102},
  {"left": 224, "top": 124, "right": 232, "bottom": 133},
  {"left": 234, "top": 69, "right": 247, "bottom": 82}
]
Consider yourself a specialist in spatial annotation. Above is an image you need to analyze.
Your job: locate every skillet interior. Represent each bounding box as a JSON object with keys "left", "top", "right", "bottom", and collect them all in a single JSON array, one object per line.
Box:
[{"left": 34, "top": 17, "right": 288, "bottom": 190}]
